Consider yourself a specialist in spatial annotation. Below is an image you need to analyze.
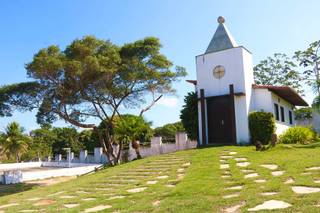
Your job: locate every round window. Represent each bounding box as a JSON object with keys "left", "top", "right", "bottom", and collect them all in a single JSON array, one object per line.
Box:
[{"left": 213, "top": 65, "right": 225, "bottom": 79}]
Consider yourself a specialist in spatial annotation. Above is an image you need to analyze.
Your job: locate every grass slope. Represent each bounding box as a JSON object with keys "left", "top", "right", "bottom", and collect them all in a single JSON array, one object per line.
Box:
[{"left": 0, "top": 145, "right": 320, "bottom": 212}]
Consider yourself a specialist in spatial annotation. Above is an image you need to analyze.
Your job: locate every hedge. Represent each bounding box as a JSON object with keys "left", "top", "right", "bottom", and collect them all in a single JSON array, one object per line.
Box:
[{"left": 249, "top": 111, "right": 276, "bottom": 145}]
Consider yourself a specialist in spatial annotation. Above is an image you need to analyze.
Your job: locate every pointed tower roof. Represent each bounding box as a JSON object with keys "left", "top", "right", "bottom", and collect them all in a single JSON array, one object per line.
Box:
[{"left": 205, "top": 16, "right": 238, "bottom": 54}]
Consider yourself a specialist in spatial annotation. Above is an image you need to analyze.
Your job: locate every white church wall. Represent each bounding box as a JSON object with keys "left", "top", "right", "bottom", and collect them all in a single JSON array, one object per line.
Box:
[
  {"left": 252, "top": 89, "right": 273, "bottom": 112},
  {"left": 271, "top": 93, "right": 295, "bottom": 135},
  {"left": 251, "top": 88, "right": 296, "bottom": 136},
  {"left": 196, "top": 47, "right": 249, "bottom": 97},
  {"left": 234, "top": 96, "right": 250, "bottom": 143}
]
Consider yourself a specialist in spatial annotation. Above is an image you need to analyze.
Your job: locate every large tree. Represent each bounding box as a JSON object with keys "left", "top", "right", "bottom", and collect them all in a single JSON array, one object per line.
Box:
[
  {"left": 254, "top": 53, "right": 303, "bottom": 94},
  {"left": 0, "top": 122, "right": 30, "bottom": 162},
  {"left": 294, "top": 40, "right": 320, "bottom": 110},
  {"left": 0, "top": 36, "right": 186, "bottom": 165}
]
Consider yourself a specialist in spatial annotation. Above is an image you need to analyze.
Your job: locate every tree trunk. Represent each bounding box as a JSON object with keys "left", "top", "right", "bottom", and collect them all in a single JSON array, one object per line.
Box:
[
  {"left": 93, "top": 127, "right": 115, "bottom": 166},
  {"left": 132, "top": 140, "right": 142, "bottom": 159}
]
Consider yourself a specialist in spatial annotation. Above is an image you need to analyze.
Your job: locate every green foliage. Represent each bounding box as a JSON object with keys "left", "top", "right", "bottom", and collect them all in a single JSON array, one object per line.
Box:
[
  {"left": 180, "top": 92, "right": 198, "bottom": 140},
  {"left": 254, "top": 53, "right": 303, "bottom": 94},
  {"left": 25, "top": 124, "right": 55, "bottom": 160},
  {"left": 248, "top": 111, "right": 276, "bottom": 145},
  {"left": 79, "top": 130, "right": 100, "bottom": 152},
  {"left": 154, "top": 121, "right": 184, "bottom": 141},
  {"left": 294, "top": 40, "right": 320, "bottom": 96},
  {"left": 294, "top": 107, "right": 313, "bottom": 120},
  {"left": 0, "top": 122, "right": 31, "bottom": 162},
  {"left": 312, "top": 95, "right": 320, "bottom": 112},
  {"left": 113, "top": 114, "right": 153, "bottom": 144},
  {"left": 279, "top": 126, "right": 316, "bottom": 145},
  {"left": 51, "top": 127, "right": 84, "bottom": 155}
]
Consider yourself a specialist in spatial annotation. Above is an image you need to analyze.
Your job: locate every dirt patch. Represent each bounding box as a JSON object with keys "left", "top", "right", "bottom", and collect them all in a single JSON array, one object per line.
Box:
[
  {"left": 33, "top": 199, "right": 56, "bottom": 206},
  {"left": 26, "top": 176, "right": 76, "bottom": 186}
]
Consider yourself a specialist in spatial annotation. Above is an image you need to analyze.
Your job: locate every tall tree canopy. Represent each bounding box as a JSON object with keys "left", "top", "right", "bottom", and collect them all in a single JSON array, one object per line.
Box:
[
  {"left": 254, "top": 53, "right": 303, "bottom": 94},
  {"left": 294, "top": 40, "right": 320, "bottom": 110},
  {"left": 0, "top": 36, "right": 186, "bottom": 165}
]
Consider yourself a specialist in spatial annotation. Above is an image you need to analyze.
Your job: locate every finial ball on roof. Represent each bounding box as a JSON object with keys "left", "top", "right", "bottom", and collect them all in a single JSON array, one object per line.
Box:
[{"left": 217, "top": 16, "right": 225, "bottom": 24}]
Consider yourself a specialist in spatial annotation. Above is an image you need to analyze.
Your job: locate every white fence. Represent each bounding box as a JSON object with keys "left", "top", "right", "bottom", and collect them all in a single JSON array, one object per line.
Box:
[
  {"left": 296, "top": 111, "right": 320, "bottom": 133},
  {"left": 0, "top": 132, "right": 197, "bottom": 184}
]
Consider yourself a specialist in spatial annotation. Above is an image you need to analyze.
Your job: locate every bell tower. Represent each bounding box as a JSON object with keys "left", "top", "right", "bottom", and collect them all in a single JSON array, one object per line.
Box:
[{"left": 196, "top": 17, "right": 254, "bottom": 145}]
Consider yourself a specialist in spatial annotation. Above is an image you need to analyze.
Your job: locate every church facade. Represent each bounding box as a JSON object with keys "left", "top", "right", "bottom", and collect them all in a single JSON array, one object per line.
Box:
[{"left": 188, "top": 17, "right": 308, "bottom": 145}]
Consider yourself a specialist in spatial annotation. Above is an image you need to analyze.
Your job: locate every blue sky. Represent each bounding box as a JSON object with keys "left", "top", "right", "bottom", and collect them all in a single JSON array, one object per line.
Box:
[{"left": 0, "top": 0, "right": 319, "bottom": 131}]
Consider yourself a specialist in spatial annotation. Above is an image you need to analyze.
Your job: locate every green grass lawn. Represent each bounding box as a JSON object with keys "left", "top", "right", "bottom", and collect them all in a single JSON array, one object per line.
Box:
[{"left": 0, "top": 145, "right": 320, "bottom": 212}]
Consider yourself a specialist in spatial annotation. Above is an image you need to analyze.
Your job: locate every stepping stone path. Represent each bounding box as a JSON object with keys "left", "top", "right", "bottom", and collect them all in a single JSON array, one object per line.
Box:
[
  {"left": 226, "top": 185, "right": 243, "bottom": 190},
  {"left": 229, "top": 152, "right": 237, "bottom": 155},
  {"left": 271, "top": 171, "right": 285, "bottom": 177},
  {"left": 241, "top": 169, "right": 254, "bottom": 173},
  {"left": 60, "top": 195, "right": 75, "bottom": 199},
  {"left": 234, "top": 157, "right": 247, "bottom": 162},
  {"left": 83, "top": 205, "right": 112, "bottom": 213},
  {"left": 261, "top": 192, "right": 278, "bottom": 196},
  {"left": 127, "top": 187, "right": 147, "bottom": 193},
  {"left": 244, "top": 173, "right": 259, "bottom": 179},
  {"left": 220, "top": 164, "right": 230, "bottom": 169},
  {"left": 0, "top": 154, "right": 191, "bottom": 213},
  {"left": 0, "top": 203, "right": 19, "bottom": 209},
  {"left": 64, "top": 204, "right": 79, "bottom": 208},
  {"left": 314, "top": 179, "right": 320, "bottom": 184},
  {"left": 260, "top": 164, "right": 278, "bottom": 170},
  {"left": 153, "top": 200, "right": 161, "bottom": 206},
  {"left": 306, "top": 166, "right": 320, "bottom": 171},
  {"left": 248, "top": 200, "right": 292, "bottom": 211},
  {"left": 147, "top": 180, "right": 158, "bottom": 185},
  {"left": 33, "top": 199, "right": 55, "bottom": 206},
  {"left": 221, "top": 201, "right": 245, "bottom": 213},
  {"left": 157, "top": 175, "right": 169, "bottom": 179},
  {"left": 284, "top": 178, "right": 295, "bottom": 184},
  {"left": 221, "top": 156, "right": 233, "bottom": 159},
  {"left": 223, "top": 193, "right": 240, "bottom": 199},
  {"left": 236, "top": 162, "right": 250, "bottom": 167},
  {"left": 82, "top": 198, "right": 97, "bottom": 201},
  {"left": 254, "top": 179, "right": 266, "bottom": 183},
  {"left": 108, "top": 195, "right": 125, "bottom": 200},
  {"left": 292, "top": 186, "right": 320, "bottom": 194}
]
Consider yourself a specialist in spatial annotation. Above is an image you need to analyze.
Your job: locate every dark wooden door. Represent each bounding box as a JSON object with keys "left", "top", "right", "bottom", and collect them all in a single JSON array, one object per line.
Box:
[{"left": 207, "top": 96, "right": 233, "bottom": 144}]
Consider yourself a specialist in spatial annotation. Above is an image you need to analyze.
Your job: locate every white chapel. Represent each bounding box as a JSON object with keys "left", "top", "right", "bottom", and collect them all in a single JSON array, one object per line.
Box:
[{"left": 187, "top": 16, "right": 308, "bottom": 145}]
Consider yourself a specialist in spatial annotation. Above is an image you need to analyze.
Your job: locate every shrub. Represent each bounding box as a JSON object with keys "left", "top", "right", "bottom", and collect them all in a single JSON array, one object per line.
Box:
[
  {"left": 249, "top": 111, "right": 276, "bottom": 145},
  {"left": 279, "top": 126, "right": 316, "bottom": 145}
]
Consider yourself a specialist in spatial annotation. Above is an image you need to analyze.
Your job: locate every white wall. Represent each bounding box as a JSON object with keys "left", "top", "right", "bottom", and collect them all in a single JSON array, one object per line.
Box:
[
  {"left": 0, "top": 162, "right": 42, "bottom": 171},
  {"left": 251, "top": 88, "right": 295, "bottom": 136},
  {"left": 196, "top": 47, "right": 254, "bottom": 144}
]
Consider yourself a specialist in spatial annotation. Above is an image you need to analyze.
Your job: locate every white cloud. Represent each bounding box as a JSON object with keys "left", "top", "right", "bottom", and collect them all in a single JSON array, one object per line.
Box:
[{"left": 157, "top": 97, "right": 178, "bottom": 108}]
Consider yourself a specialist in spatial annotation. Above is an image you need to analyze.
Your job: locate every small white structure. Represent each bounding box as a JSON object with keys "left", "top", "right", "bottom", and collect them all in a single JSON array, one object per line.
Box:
[{"left": 188, "top": 16, "right": 308, "bottom": 145}]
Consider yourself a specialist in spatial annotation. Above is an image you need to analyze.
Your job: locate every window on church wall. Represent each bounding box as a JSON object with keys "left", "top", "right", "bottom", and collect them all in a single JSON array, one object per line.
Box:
[
  {"left": 289, "top": 110, "right": 293, "bottom": 125},
  {"left": 280, "top": 106, "right": 285, "bottom": 122},
  {"left": 274, "top": 103, "right": 279, "bottom": 121}
]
